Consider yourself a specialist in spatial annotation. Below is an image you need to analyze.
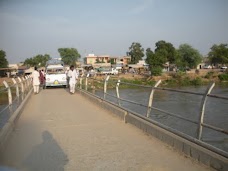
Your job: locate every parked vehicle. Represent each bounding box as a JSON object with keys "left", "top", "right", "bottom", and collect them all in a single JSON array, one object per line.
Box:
[
  {"left": 99, "top": 68, "right": 118, "bottom": 75},
  {"left": 203, "top": 65, "right": 212, "bottom": 69},
  {"left": 220, "top": 66, "right": 227, "bottom": 72},
  {"left": 10, "top": 69, "right": 18, "bottom": 77},
  {"left": 45, "top": 60, "right": 67, "bottom": 88}
]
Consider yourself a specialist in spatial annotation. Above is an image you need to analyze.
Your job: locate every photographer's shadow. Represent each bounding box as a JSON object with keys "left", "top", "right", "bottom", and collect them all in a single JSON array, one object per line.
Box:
[{"left": 23, "top": 131, "right": 68, "bottom": 171}]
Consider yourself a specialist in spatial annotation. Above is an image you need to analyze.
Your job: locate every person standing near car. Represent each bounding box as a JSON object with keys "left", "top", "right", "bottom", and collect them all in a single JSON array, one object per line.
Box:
[
  {"left": 65, "top": 68, "right": 70, "bottom": 88},
  {"left": 32, "top": 66, "right": 40, "bottom": 94},
  {"left": 68, "top": 65, "right": 78, "bottom": 94},
  {"left": 39, "top": 70, "right": 45, "bottom": 89}
]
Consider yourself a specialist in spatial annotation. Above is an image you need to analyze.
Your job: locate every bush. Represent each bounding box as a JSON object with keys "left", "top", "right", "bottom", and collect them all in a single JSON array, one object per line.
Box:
[
  {"left": 179, "top": 77, "right": 191, "bottom": 86},
  {"left": 173, "top": 71, "right": 186, "bottom": 79},
  {"left": 218, "top": 74, "right": 228, "bottom": 81},
  {"left": 164, "top": 79, "right": 177, "bottom": 86},
  {"left": 204, "top": 71, "right": 214, "bottom": 79},
  {"left": 195, "top": 69, "right": 200, "bottom": 75},
  {"left": 191, "top": 77, "right": 203, "bottom": 86},
  {"left": 151, "top": 66, "right": 162, "bottom": 76}
]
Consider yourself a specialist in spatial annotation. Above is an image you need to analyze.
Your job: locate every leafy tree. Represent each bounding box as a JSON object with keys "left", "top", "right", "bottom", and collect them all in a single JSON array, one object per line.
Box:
[
  {"left": 58, "top": 48, "right": 81, "bottom": 65},
  {"left": 24, "top": 54, "right": 51, "bottom": 67},
  {"left": 208, "top": 44, "right": 228, "bottom": 65},
  {"left": 177, "top": 44, "right": 202, "bottom": 69},
  {"left": 155, "top": 40, "right": 176, "bottom": 64},
  {"left": 146, "top": 48, "right": 167, "bottom": 67},
  {"left": 128, "top": 42, "right": 144, "bottom": 64},
  {"left": 0, "top": 50, "right": 8, "bottom": 68},
  {"left": 146, "top": 48, "right": 167, "bottom": 76}
]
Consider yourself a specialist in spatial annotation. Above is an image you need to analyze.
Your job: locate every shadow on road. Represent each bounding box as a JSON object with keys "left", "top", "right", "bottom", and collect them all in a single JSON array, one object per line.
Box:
[{"left": 23, "top": 131, "right": 69, "bottom": 171}]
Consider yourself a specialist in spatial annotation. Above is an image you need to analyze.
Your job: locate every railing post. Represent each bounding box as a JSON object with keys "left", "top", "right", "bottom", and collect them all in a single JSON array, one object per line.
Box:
[
  {"left": 146, "top": 80, "right": 162, "bottom": 118},
  {"left": 103, "top": 75, "right": 110, "bottom": 99},
  {"left": 116, "top": 79, "right": 121, "bottom": 106},
  {"left": 3, "top": 81, "right": 12, "bottom": 111},
  {"left": 25, "top": 76, "right": 29, "bottom": 91},
  {"left": 27, "top": 75, "right": 32, "bottom": 89},
  {"left": 85, "top": 74, "right": 89, "bottom": 91},
  {"left": 18, "top": 77, "right": 24, "bottom": 100},
  {"left": 25, "top": 76, "right": 29, "bottom": 89},
  {"left": 197, "top": 82, "right": 215, "bottom": 140},
  {"left": 12, "top": 78, "right": 19, "bottom": 104},
  {"left": 22, "top": 77, "right": 27, "bottom": 93}
]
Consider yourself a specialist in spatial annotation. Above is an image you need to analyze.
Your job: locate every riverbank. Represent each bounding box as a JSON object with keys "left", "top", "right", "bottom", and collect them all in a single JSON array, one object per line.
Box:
[{"left": 88, "top": 69, "right": 228, "bottom": 89}]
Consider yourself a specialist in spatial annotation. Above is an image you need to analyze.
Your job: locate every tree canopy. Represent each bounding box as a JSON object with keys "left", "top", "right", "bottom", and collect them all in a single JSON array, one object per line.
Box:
[
  {"left": 0, "top": 50, "right": 9, "bottom": 68},
  {"left": 146, "top": 48, "right": 167, "bottom": 68},
  {"left": 146, "top": 48, "right": 167, "bottom": 76},
  {"left": 176, "top": 44, "right": 202, "bottom": 69},
  {"left": 155, "top": 40, "right": 176, "bottom": 64},
  {"left": 128, "top": 42, "right": 144, "bottom": 64},
  {"left": 24, "top": 54, "right": 51, "bottom": 67},
  {"left": 58, "top": 48, "right": 81, "bottom": 65},
  {"left": 208, "top": 44, "right": 228, "bottom": 65}
]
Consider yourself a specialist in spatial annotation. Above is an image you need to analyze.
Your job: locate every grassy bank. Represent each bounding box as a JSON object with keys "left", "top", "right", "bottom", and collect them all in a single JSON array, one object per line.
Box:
[{"left": 86, "top": 71, "right": 228, "bottom": 90}]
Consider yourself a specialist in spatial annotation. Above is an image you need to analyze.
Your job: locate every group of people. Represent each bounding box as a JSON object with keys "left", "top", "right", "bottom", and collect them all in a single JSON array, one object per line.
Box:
[{"left": 31, "top": 65, "right": 78, "bottom": 94}]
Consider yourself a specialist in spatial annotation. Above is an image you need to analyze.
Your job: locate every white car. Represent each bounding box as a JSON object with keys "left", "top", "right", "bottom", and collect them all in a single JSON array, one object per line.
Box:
[
  {"left": 203, "top": 65, "right": 212, "bottom": 69},
  {"left": 45, "top": 64, "right": 67, "bottom": 88},
  {"left": 101, "top": 68, "right": 118, "bottom": 75},
  {"left": 220, "top": 66, "right": 227, "bottom": 72}
]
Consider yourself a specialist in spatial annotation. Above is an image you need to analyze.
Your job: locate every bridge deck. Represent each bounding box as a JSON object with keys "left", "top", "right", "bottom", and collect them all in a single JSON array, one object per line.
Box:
[{"left": 0, "top": 89, "right": 210, "bottom": 171}]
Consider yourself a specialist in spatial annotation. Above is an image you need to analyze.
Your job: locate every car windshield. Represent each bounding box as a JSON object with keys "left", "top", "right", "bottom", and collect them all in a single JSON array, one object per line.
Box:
[{"left": 46, "top": 68, "right": 65, "bottom": 74}]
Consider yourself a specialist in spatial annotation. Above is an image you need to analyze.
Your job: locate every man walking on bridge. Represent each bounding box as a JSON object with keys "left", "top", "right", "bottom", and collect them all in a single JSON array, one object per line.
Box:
[
  {"left": 68, "top": 65, "right": 78, "bottom": 94},
  {"left": 31, "top": 66, "right": 40, "bottom": 94}
]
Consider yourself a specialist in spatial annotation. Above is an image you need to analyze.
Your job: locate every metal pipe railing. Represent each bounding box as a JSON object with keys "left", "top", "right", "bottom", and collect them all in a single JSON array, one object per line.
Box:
[
  {"left": 78, "top": 76, "right": 228, "bottom": 140},
  {"left": 197, "top": 82, "right": 215, "bottom": 140},
  {"left": 76, "top": 84, "right": 228, "bottom": 158}
]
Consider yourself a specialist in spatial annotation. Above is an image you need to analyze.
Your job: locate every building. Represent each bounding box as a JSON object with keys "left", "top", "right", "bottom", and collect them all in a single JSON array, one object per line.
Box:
[
  {"left": 84, "top": 54, "right": 131, "bottom": 67},
  {"left": 119, "top": 56, "right": 131, "bottom": 65},
  {"left": 85, "top": 54, "right": 110, "bottom": 65}
]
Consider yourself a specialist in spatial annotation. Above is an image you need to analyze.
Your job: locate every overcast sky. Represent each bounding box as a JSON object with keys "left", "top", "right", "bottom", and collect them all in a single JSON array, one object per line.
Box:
[{"left": 0, "top": 0, "right": 227, "bottom": 63}]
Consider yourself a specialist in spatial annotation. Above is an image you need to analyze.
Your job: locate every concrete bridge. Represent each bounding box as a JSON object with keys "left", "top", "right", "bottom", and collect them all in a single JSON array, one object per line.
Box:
[
  {"left": 0, "top": 88, "right": 212, "bottom": 171},
  {"left": 0, "top": 77, "right": 227, "bottom": 171}
]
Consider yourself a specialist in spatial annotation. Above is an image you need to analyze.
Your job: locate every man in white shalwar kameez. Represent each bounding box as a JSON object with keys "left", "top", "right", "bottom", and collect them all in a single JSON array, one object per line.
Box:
[
  {"left": 32, "top": 66, "right": 40, "bottom": 94},
  {"left": 68, "top": 65, "right": 79, "bottom": 94}
]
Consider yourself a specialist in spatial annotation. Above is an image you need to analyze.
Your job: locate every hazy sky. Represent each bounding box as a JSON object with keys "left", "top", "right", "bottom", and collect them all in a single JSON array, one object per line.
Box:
[{"left": 0, "top": 0, "right": 227, "bottom": 63}]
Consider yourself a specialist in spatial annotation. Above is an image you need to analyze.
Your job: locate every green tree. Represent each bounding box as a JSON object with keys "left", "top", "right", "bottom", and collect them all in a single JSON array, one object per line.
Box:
[
  {"left": 0, "top": 50, "right": 8, "bottom": 68},
  {"left": 128, "top": 42, "right": 144, "bottom": 64},
  {"left": 146, "top": 48, "right": 167, "bottom": 76},
  {"left": 208, "top": 44, "right": 228, "bottom": 65},
  {"left": 58, "top": 48, "right": 81, "bottom": 65},
  {"left": 24, "top": 54, "right": 51, "bottom": 67},
  {"left": 155, "top": 40, "right": 176, "bottom": 64},
  {"left": 177, "top": 44, "right": 202, "bottom": 69},
  {"left": 24, "top": 58, "right": 34, "bottom": 67}
]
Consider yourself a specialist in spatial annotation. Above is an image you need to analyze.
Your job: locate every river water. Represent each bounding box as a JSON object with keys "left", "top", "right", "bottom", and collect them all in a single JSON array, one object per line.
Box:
[{"left": 92, "top": 85, "right": 228, "bottom": 152}]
